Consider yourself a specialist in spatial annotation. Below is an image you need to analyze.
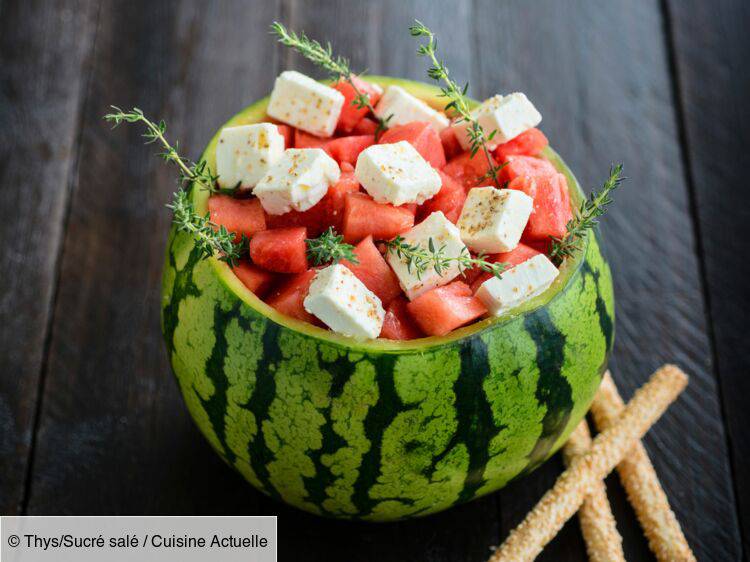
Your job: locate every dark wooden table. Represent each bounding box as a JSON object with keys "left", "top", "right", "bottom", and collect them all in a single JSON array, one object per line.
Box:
[{"left": 1, "top": 1, "right": 748, "bottom": 560}]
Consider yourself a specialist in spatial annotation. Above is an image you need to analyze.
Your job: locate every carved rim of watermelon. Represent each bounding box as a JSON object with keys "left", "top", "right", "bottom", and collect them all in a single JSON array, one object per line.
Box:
[{"left": 190, "top": 76, "right": 589, "bottom": 350}]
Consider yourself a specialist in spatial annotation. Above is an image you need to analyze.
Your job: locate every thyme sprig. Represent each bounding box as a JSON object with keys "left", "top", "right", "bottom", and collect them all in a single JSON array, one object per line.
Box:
[
  {"left": 104, "top": 106, "right": 235, "bottom": 195},
  {"left": 409, "top": 21, "right": 502, "bottom": 187},
  {"left": 270, "top": 22, "right": 390, "bottom": 138},
  {"left": 105, "top": 107, "right": 247, "bottom": 265},
  {"left": 386, "top": 236, "right": 507, "bottom": 280},
  {"left": 306, "top": 227, "right": 358, "bottom": 266},
  {"left": 549, "top": 164, "right": 625, "bottom": 264}
]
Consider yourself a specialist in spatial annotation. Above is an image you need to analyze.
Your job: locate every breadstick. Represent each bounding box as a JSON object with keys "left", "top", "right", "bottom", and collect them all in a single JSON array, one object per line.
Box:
[
  {"left": 591, "top": 371, "right": 695, "bottom": 562},
  {"left": 562, "top": 420, "right": 625, "bottom": 562},
  {"left": 489, "top": 364, "right": 688, "bottom": 562}
]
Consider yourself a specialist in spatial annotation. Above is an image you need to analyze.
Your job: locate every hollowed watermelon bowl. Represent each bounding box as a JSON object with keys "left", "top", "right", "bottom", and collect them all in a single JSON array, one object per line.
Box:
[{"left": 161, "top": 77, "right": 614, "bottom": 521}]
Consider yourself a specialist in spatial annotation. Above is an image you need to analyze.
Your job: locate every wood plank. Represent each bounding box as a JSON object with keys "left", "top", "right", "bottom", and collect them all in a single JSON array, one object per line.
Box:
[
  {"left": 0, "top": 0, "right": 98, "bottom": 514},
  {"left": 474, "top": 0, "right": 742, "bottom": 559},
  {"left": 664, "top": 0, "right": 750, "bottom": 554},
  {"left": 24, "top": 0, "right": 280, "bottom": 514}
]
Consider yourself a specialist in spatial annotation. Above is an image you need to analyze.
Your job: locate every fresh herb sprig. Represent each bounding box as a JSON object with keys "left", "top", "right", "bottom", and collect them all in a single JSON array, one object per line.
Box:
[
  {"left": 549, "top": 164, "right": 625, "bottom": 264},
  {"left": 409, "top": 21, "right": 502, "bottom": 187},
  {"left": 270, "top": 22, "right": 390, "bottom": 138},
  {"left": 386, "top": 236, "right": 507, "bottom": 280},
  {"left": 306, "top": 227, "right": 358, "bottom": 265},
  {"left": 105, "top": 107, "right": 248, "bottom": 265}
]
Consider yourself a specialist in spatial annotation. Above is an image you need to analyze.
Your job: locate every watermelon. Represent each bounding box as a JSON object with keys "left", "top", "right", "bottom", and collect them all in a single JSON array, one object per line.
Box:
[
  {"left": 162, "top": 77, "right": 614, "bottom": 521},
  {"left": 380, "top": 296, "right": 423, "bottom": 340},
  {"left": 352, "top": 117, "right": 379, "bottom": 135},
  {"left": 407, "top": 281, "right": 487, "bottom": 336},
  {"left": 264, "top": 269, "right": 318, "bottom": 324},
  {"left": 342, "top": 192, "right": 415, "bottom": 243},
  {"left": 333, "top": 76, "right": 383, "bottom": 133},
  {"left": 439, "top": 126, "right": 462, "bottom": 160},
  {"left": 508, "top": 173, "right": 572, "bottom": 240},
  {"left": 493, "top": 128, "right": 548, "bottom": 161},
  {"left": 294, "top": 129, "right": 330, "bottom": 150},
  {"left": 469, "top": 243, "right": 542, "bottom": 293},
  {"left": 342, "top": 235, "right": 402, "bottom": 306},
  {"left": 208, "top": 195, "right": 266, "bottom": 241},
  {"left": 378, "top": 121, "right": 446, "bottom": 169},
  {"left": 275, "top": 124, "right": 294, "bottom": 148},
  {"left": 249, "top": 227, "right": 308, "bottom": 273},
  {"left": 498, "top": 154, "right": 557, "bottom": 184},
  {"left": 417, "top": 171, "right": 467, "bottom": 224},
  {"left": 233, "top": 262, "right": 276, "bottom": 297},
  {"left": 443, "top": 150, "right": 498, "bottom": 190},
  {"left": 326, "top": 135, "right": 375, "bottom": 166}
]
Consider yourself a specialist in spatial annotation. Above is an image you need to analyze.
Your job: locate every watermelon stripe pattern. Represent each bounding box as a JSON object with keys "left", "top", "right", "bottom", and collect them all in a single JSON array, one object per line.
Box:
[{"left": 160, "top": 79, "right": 615, "bottom": 520}]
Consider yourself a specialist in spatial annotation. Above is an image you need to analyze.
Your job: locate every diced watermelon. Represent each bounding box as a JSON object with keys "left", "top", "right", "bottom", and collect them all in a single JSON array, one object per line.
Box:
[
  {"left": 380, "top": 296, "right": 424, "bottom": 340},
  {"left": 294, "top": 129, "right": 330, "bottom": 150},
  {"left": 334, "top": 76, "right": 383, "bottom": 133},
  {"left": 342, "top": 235, "right": 402, "bottom": 305},
  {"left": 498, "top": 155, "right": 557, "bottom": 184},
  {"left": 326, "top": 135, "right": 375, "bottom": 166},
  {"left": 249, "top": 227, "right": 308, "bottom": 273},
  {"left": 266, "top": 164, "right": 360, "bottom": 236},
  {"left": 439, "top": 127, "right": 462, "bottom": 160},
  {"left": 276, "top": 124, "right": 294, "bottom": 148},
  {"left": 443, "top": 151, "right": 498, "bottom": 190},
  {"left": 417, "top": 171, "right": 466, "bottom": 224},
  {"left": 378, "top": 122, "right": 446, "bottom": 169},
  {"left": 232, "top": 262, "right": 275, "bottom": 297},
  {"left": 508, "top": 174, "right": 572, "bottom": 240},
  {"left": 265, "top": 269, "right": 318, "bottom": 323},
  {"left": 469, "top": 243, "right": 543, "bottom": 293},
  {"left": 342, "top": 192, "right": 414, "bottom": 243},
  {"left": 407, "top": 281, "right": 487, "bottom": 337},
  {"left": 208, "top": 195, "right": 267, "bottom": 240},
  {"left": 493, "top": 128, "right": 548, "bottom": 161},
  {"left": 353, "top": 117, "right": 378, "bottom": 135}
]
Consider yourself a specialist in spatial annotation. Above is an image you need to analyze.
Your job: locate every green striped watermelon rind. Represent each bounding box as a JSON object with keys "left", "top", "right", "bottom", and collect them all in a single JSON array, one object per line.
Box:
[{"left": 160, "top": 77, "right": 615, "bottom": 520}]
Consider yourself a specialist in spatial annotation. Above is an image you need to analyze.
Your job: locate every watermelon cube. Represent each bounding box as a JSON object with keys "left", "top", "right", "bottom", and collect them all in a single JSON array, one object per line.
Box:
[
  {"left": 380, "top": 296, "right": 424, "bottom": 340},
  {"left": 417, "top": 171, "right": 467, "bottom": 224},
  {"left": 275, "top": 124, "right": 294, "bottom": 148},
  {"left": 326, "top": 135, "right": 375, "bottom": 166},
  {"left": 439, "top": 126, "right": 462, "bottom": 160},
  {"left": 232, "top": 262, "right": 275, "bottom": 297},
  {"left": 493, "top": 128, "right": 548, "bottom": 162},
  {"left": 378, "top": 121, "right": 446, "bottom": 169},
  {"left": 443, "top": 150, "right": 498, "bottom": 190},
  {"left": 249, "top": 227, "right": 308, "bottom": 273},
  {"left": 498, "top": 155, "right": 557, "bottom": 184},
  {"left": 342, "top": 235, "right": 402, "bottom": 305},
  {"left": 342, "top": 192, "right": 414, "bottom": 243},
  {"left": 208, "top": 195, "right": 267, "bottom": 241},
  {"left": 469, "top": 243, "right": 542, "bottom": 293},
  {"left": 508, "top": 174, "right": 572, "bottom": 240},
  {"left": 407, "top": 281, "right": 487, "bottom": 336},
  {"left": 265, "top": 269, "right": 318, "bottom": 323},
  {"left": 352, "top": 117, "right": 379, "bottom": 135},
  {"left": 334, "top": 76, "right": 383, "bottom": 133},
  {"left": 294, "top": 128, "right": 331, "bottom": 150}
]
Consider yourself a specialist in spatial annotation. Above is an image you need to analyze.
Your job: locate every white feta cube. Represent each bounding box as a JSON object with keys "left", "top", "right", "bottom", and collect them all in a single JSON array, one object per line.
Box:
[
  {"left": 374, "top": 85, "right": 450, "bottom": 132},
  {"left": 254, "top": 148, "right": 340, "bottom": 215},
  {"left": 453, "top": 93, "right": 542, "bottom": 150},
  {"left": 303, "top": 264, "right": 385, "bottom": 339},
  {"left": 266, "top": 70, "right": 345, "bottom": 137},
  {"left": 458, "top": 186, "right": 533, "bottom": 253},
  {"left": 476, "top": 254, "right": 559, "bottom": 316},
  {"left": 387, "top": 211, "right": 468, "bottom": 300},
  {"left": 355, "top": 141, "right": 441, "bottom": 206},
  {"left": 215, "top": 123, "right": 285, "bottom": 189}
]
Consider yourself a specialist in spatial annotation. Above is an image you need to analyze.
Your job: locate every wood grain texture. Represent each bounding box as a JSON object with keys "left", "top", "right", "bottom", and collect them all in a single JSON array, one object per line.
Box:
[
  {"left": 474, "top": 0, "right": 741, "bottom": 560},
  {"left": 24, "top": 0, "right": 281, "bottom": 514},
  {"left": 664, "top": 0, "right": 750, "bottom": 555},
  {"left": 0, "top": 0, "right": 98, "bottom": 514}
]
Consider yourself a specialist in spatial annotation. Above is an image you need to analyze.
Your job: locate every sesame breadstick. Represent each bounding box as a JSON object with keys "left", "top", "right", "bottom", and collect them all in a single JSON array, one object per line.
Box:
[
  {"left": 591, "top": 371, "right": 696, "bottom": 562},
  {"left": 562, "top": 420, "right": 625, "bottom": 562},
  {"left": 489, "top": 364, "right": 688, "bottom": 562}
]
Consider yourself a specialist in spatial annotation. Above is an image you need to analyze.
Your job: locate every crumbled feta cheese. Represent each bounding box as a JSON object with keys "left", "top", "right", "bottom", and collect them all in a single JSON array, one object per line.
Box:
[
  {"left": 476, "top": 254, "right": 559, "bottom": 316},
  {"left": 254, "top": 148, "right": 340, "bottom": 215},
  {"left": 453, "top": 93, "right": 542, "bottom": 150},
  {"left": 386, "top": 211, "right": 468, "bottom": 300},
  {"left": 303, "top": 264, "right": 385, "bottom": 339},
  {"left": 374, "top": 85, "right": 450, "bottom": 132},
  {"left": 458, "top": 186, "right": 534, "bottom": 253},
  {"left": 266, "top": 70, "right": 345, "bottom": 138},
  {"left": 355, "top": 141, "right": 441, "bottom": 206},
  {"left": 215, "top": 123, "right": 285, "bottom": 189}
]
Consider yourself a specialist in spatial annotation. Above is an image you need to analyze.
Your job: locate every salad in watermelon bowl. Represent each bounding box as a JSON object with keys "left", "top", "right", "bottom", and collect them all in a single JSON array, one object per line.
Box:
[{"left": 107, "top": 22, "right": 620, "bottom": 520}]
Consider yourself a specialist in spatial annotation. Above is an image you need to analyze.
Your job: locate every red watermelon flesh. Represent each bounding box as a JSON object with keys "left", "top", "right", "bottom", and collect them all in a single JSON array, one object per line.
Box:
[
  {"left": 294, "top": 129, "right": 330, "bottom": 150},
  {"left": 249, "top": 227, "right": 308, "bottom": 273},
  {"left": 439, "top": 126, "right": 462, "bottom": 160},
  {"left": 508, "top": 174, "right": 572, "bottom": 240},
  {"left": 498, "top": 155, "right": 557, "bottom": 184},
  {"left": 469, "top": 243, "right": 543, "bottom": 293},
  {"left": 378, "top": 121, "right": 446, "bottom": 169},
  {"left": 418, "top": 171, "right": 466, "bottom": 224},
  {"left": 407, "top": 281, "right": 487, "bottom": 337},
  {"left": 275, "top": 124, "right": 294, "bottom": 148},
  {"left": 380, "top": 296, "right": 424, "bottom": 340},
  {"left": 443, "top": 150, "right": 498, "bottom": 190},
  {"left": 208, "top": 195, "right": 267, "bottom": 241},
  {"left": 353, "top": 117, "right": 378, "bottom": 135},
  {"left": 493, "top": 128, "right": 548, "bottom": 161},
  {"left": 233, "top": 262, "right": 276, "bottom": 297},
  {"left": 342, "top": 235, "right": 402, "bottom": 306},
  {"left": 265, "top": 269, "right": 318, "bottom": 324},
  {"left": 334, "top": 76, "right": 383, "bottom": 133},
  {"left": 326, "top": 135, "right": 375, "bottom": 166},
  {"left": 342, "top": 193, "right": 415, "bottom": 243}
]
